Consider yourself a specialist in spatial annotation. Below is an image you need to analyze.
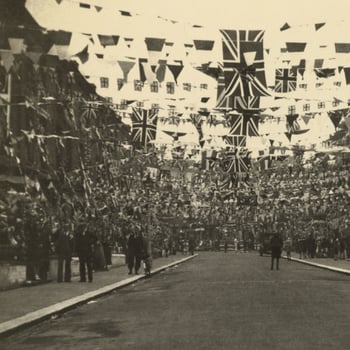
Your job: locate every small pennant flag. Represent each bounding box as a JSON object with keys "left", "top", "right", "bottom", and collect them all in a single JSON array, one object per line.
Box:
[{"left": 280, "top": 23, "right": 291, "bottom": 31}]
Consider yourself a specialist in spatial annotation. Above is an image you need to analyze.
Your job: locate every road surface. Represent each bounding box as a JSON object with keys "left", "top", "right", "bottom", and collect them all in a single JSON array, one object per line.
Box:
[{"left": 2, "top": 252, "right": 349, "bottom": 349}]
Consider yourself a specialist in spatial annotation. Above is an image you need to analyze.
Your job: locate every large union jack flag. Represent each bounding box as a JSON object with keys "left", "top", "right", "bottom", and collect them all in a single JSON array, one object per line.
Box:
[
  {"left": 226, "top": 113, "right": 260, "bottom": 137},
  {"left": 233, "top": 96, "right": 260, "bottom": 113},
  {"left": 275, "top": 68, "right": 297, "bottom": 93},
  {"left": 217, "top": 30, "right": 270, "bottom": 109},
  {"left": 130, "top": 108, "right": 158, "bottom": 148},
  {"left": 223, "top": 135, "right": 247, "bottom": 147}
]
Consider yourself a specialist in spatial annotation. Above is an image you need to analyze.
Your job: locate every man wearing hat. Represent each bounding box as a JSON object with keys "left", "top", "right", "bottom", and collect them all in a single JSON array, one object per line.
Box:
[{"left": 270, "top": 232, "right": 283, "bottom": 270}]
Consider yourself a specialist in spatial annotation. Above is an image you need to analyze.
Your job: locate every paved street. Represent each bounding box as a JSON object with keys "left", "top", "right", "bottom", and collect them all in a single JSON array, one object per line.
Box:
[{"left": 1, "top": 252, "right": 349, "bottom": 350}]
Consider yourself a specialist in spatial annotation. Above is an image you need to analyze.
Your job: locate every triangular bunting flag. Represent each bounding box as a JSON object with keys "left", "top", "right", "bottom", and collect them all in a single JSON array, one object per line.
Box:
[
  {"left": 302, "top": 115, "right": 312, "bottom": 125},
  {"left": 315, "top": 23, "right": 325, "bottom": 31},
  {"left": 118, "top": 60, "right": 136, "bottom": 82},
  {"left": 138, "top": 58, "right": 147, "bottom": 83},
  {"left": 74, "top": 45, "right": 89, "bottom": 63},
  {"left": 168, "top": 62, "right": 183, "bottom": 83},
  {"left": 328, "top": 111, "right": 343, "bottom": 129},
  {"left": 285, "top": 132, "right": 292, "bottom": 142}
]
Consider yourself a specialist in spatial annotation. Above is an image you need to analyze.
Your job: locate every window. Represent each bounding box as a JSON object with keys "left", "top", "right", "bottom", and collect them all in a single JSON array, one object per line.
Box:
[
  {"left": 100, "top": 77, "right": 109, "bottom": 88},
  {"left": 303, "top": 104, "right": 310, "bottom": 112},
  {"left": 169, "top": 108, "right": 177, "bottom": 117},
  {"left": 150, "top": 81, "right": 159, "bottom": 93},
  {"left": 117, "top": 78, "right": 124, "bottom": 90},
  {"left": 200, "top": 83, "right": 208, "bottom": 90},
  {"left": 134, "top": 80, "right": 143, "bottom": 91},
  {"left": 288, "top": 105, "right": 296, "bottom": 115},
  {"left": 152, "top": 103, "right": 159, "bottom": 110},
  {"left": 318, "top": 102, "right": 325, "bottom": 109},
  {"left": 136, "top": 101, "right": 144, "bottom": 108},
  {"left": 332, "top": 100, "right": 340, "bottom": 107},
  {"left": 166, "top": 82, "right": 175, "bottom": 94},
  {"left": 315, "top": 82, "right": 323, "bottom": 88},
  {"left": 105, "top": 97, "right": 113, "bottom": 103},
  {"left": 299, "top": 83, "right": 307, "bottom": 89},
  {"left": 119, "top": 99, "right": 127, "bottom": 110},
  {"left": 183, "top": 83, "right": 191, "bottom": 91},
  {"left": 334, "top": 81, "right": 341, "bottom": 87}
]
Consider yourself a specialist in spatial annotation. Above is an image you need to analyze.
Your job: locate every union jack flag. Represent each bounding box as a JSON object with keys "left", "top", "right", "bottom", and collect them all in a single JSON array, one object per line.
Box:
[
  {"left": 223, "top": 135, "right": 247, "bottom": 147},
  {"left": 233, "top": 96, "right": 260, "bottom": 113},
  {"left": 221, "top": 150, "right": 251, "bottom": 174},
  {"left": 130, "top": 108, "right": 158, "bottom": 148},
  {"left": 217, "top": 30, "right": 269, "bottom": 109},
  {"left": 226, "top": 113, "right": 260, "bottom": 136},
  {"left": 275, "top": 68, "right": 297, "bottom": 93}
]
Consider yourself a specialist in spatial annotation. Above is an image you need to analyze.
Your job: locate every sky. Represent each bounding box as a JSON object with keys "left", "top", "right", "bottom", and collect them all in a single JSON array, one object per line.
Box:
[{"left": 109, "top": 0, "right": 350, "bottom": 29}]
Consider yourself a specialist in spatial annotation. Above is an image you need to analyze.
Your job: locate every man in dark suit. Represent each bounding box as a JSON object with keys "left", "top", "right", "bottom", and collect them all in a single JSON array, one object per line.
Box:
[
  {"left": 55, "top": 224, "right": 74, "bottom": 282},
  {"left": 127, "top": 227, "right": 144, "bottom": 275},
  {"left": 270, "top": 233, "right": 283, "bottom": 270},
  {"left": 75, "top": 221, "right": 96, "bottom": 282}
]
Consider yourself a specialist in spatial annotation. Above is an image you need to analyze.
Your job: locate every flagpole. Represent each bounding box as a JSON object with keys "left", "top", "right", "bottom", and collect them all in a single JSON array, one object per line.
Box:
[{"left": 6, "top": 74, "right": 11, "bottom": 137}]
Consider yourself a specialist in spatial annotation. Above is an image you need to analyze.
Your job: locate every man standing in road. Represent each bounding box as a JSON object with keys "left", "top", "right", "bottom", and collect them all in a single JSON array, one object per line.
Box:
[{"left": 270, "top": 233, "right": 283, "bottom": 270}]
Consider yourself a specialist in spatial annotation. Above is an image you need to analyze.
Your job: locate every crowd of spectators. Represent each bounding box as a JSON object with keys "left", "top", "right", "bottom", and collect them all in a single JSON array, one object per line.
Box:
[{"left": 1, "top": 150, "right": 350, "bottom": 283}]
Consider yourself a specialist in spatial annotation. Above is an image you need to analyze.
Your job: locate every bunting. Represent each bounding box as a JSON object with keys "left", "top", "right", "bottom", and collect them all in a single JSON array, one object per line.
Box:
[
  {"left": 343, "top": 67, "right": 350, "bottom": 85},
  {"left": 314, "top": 68, "right": 335, "bottom": 78},
  {"left": 118, "top": 60, "right": 136, "bottom": 82},
  {"left": 327, "top": 109, "right": 349, "bottom": 129},
  {"left": 193, "top": 40, "right": 215, "bottom": 51},
  {"left": 335, "top": 43, "right": 350, "bottom": 53},
  {"left": 285, "top": 114, "right": 309, "bottom": 135},
  {"left": 145, "top": 37, "right": 165, "bottom": 52},
  {"left": 97, "top": 35, "right": 119, "bottom": 47},
  {"left": 285, "top": 42, "right": 307, "bottom": 52},
  {"left": 167, "top": 61, "right": 184, "bottom": 83}
]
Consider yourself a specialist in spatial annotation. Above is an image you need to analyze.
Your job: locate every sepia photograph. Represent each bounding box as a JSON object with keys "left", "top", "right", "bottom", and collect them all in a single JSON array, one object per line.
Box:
[{"left": 0, "top": 0, "right": 349, "bottom": 348}]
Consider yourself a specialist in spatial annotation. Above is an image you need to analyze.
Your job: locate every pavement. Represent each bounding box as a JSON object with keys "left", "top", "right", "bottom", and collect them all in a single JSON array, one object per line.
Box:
[
  {"left": 1, "top": 252, "right": 349, "bottom": 350},
  {"left": 0, "top": 251, "right": 348, "bottom": 340},
  {"left": 282, "top": 254, "right": 350, "bottom": 275},
  {"left": 0, "top": 253, "right": 197, "bottom": 337}
]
